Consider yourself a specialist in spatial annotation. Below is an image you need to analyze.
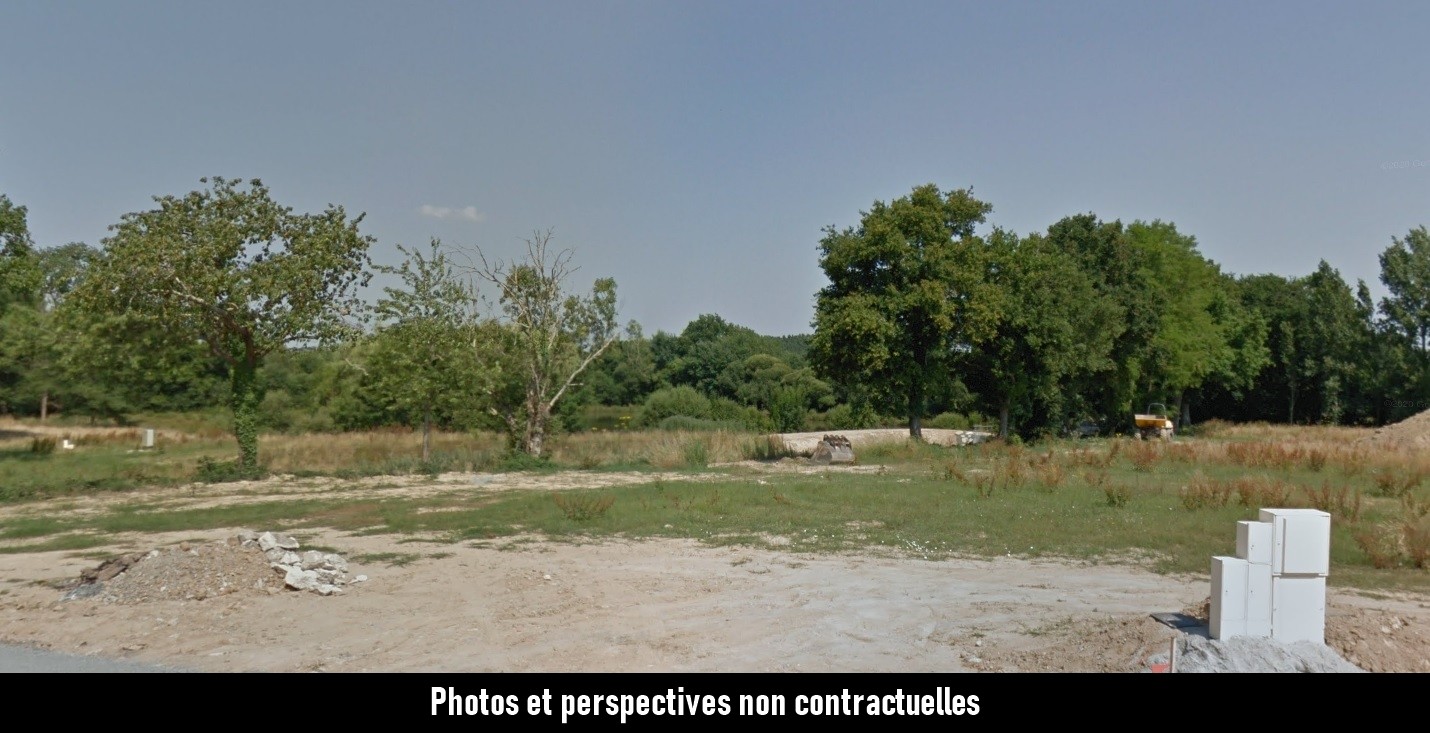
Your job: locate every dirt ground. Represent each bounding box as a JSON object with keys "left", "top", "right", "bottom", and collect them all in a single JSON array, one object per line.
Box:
[
  {"left": 0, "top": 465, "right": 1426, "bottom": 672},
  {"left": 0, "top": 532, "right": 1424, "bottom": 672}
]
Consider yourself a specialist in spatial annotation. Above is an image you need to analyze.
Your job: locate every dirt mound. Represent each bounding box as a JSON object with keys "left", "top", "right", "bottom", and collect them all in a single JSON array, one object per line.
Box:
[
  {"left": 1361, "top": 408, "right": 1430, "bottom": 447},
  {"left": 76, "top": 541, "right": 276, "bottom": 604},
  {"left": 977, "top": 595, "right": 1430, "bottom": 673},
  {"left": 1326, "top": 607, "right": 1430, "bottom": 672},
  {"left": 60, "top": 532, "right": 364, "bottom": 605}
]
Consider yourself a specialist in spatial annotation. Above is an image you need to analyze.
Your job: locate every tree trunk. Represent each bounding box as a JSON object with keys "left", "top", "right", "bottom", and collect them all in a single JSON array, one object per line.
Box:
[
  {"left": 999, "top": 397, "right": 1011, "bottom": 440},
  {"left": 230, "top": 358, "right": 262, "bottom": 471},
  {"left": 907, "top": 380, "right": 924, "bottom": 441},
  {"left": 1174, "top": 391, "right": 1185, "bottom": 432},
  {"left": 422, "top": 405, "right": 431, "bottom": 462},
  {"left": 522, "top": 403, "right": 549, "bottom": 458},
  {"left": 40, "top": 391, "right": 48, "bottom": 422}
]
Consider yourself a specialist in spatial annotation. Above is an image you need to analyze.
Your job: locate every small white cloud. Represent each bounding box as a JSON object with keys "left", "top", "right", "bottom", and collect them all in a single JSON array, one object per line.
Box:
[{"left": 419, "top": 204, "right": 486, "bottom": 222}]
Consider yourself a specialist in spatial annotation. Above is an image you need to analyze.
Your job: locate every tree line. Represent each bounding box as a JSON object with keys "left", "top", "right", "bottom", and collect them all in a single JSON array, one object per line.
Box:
[
  {"left": 2, "top": 179, "right": 1430, "bottom": 466},
  {"left": 811, "top": 184, "right": 1430, "bottom": 439}
]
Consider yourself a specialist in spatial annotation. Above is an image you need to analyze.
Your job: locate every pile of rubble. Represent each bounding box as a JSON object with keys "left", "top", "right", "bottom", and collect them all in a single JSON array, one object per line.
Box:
[
  {"left": 63, "top": 530, "right": 366, "bottom": 603},
  {"left": 238, "top": 530, "right": 366, "bottom": 596}
]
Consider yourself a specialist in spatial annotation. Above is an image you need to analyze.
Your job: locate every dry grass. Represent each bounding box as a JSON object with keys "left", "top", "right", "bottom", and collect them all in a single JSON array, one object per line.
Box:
[
  {"left": 0, "top": 419, "right": 202, "bottom": 450},
  {"left": 258, "top": 428, "right": 775, "bottom": 473},
  {"left": 1179, "top": 474, "right": 1233, "bottom": 510},
  {"left": 1302, "top": 482, "right": 1363, "bottom": 523},
  {"left": 1125, "top": 440, "right": 1162, "bottom": 472}
]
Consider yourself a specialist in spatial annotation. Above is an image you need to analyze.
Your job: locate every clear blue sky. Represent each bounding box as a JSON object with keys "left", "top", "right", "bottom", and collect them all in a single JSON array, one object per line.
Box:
[{"left": 4, "top": 1, "right": 1428, "bottom": 336}]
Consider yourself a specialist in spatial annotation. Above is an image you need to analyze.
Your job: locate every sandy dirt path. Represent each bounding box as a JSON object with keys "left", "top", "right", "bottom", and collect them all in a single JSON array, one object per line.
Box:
[
  {"left": 0, "top": 528, "right": 1213, "bottom": 672},
  {"left": 1, "top": 464, "right": 1426, "bottom": 672}
]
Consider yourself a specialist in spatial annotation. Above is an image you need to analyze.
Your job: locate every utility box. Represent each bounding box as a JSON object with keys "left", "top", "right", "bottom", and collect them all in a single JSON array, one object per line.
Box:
[
  {"left": 1212, "top": 507, "right": 1331, "bottom": 644},
  {"left": 1236, "top": 520, "right": 1274, "bottom": 566},
  {"left": 1245, "top": 562, "right": 1273, "bottom": 637},
  {"left": 1210, "top": 556, "right": 1248, "bottom": 640},
  {"left": 140, "top": 429, "right": 156, "bottom": 450},
  {"left": 1259, "top": 508, "right": 1331, "bottom": 576},
  {"left": 1271, "top": 576, "right": 1327, "bottom": 644}
]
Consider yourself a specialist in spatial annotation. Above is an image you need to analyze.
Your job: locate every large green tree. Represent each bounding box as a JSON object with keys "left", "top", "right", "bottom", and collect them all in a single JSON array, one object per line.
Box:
[
  {"left": 74, "top": 177, "right": 374, "bottom": 469},
  {"left": 1127, "top": 220, "right": 1267, "bottom": 427},
  {"left": 0, "top": 194, "right": 40, "bottom": 316},
  {"left": 369, "top": 239, "right": 483, "bottom": 460},
  {"left": 1379, "top": 226, "right": 1430, "bottom": 394},
  {"left": 811, "top": 184, "right": 999, "bottom": 438},
  {"left": 966, "top": 229, "right": 1122, "bottom": 439},
  {"left": 1039, "top": 214, "right": 1149, "bottom": 431}
]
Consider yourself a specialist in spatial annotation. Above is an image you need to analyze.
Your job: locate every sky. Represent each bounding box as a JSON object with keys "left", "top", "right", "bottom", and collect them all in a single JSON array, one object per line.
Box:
[{"left": 4, "top": 1, "right": 1429, "bottom": 337}]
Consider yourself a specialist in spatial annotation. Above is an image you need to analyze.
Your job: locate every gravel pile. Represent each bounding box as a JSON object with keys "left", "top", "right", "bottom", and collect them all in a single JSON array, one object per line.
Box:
[
  {"left": 62, "top": 530, "right": 366, "bottom": 604},
  {"left": 1176, "top": 634, "right": 1364, "bottom": 673}
]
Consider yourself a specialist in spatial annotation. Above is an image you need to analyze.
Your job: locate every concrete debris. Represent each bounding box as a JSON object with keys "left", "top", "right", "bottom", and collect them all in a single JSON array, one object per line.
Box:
[
  {"left": 257, "top": 532, "right": 300, "bottom": 552},
  {"left": 80, "top": 553, "right": 146, "bottom": 584},
  {"left": 64, "top": 529, "right": 359, "bottom": 603},
  {"left": 1176, "top": 634, "right": 1364, "bottom": 673}
]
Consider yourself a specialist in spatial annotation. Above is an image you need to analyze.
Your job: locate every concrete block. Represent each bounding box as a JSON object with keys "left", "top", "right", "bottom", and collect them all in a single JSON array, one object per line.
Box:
[
  {"left": 1210, "top": 556, "right": 1248, "bottom": 640},
  {"left": 1236, "top": 520, "right": 1273, "bottom": 565},
  {"left": 1271, "top": 575, "right": 1326, "bottom": 644},
  {"left": 1259, "top": 508, "right": 1331, "bottom": 576}
]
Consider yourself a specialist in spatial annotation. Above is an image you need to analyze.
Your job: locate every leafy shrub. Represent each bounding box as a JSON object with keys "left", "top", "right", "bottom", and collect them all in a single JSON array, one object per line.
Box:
[
  {"left": 926, "top": 412, "right": 985, "bottom": 430},
  {"left": 194, "top": 457, "right": 266, "bottom": 483},
  {"left": 29, "top": 437, "right": 56, "bottom": 455},
  {"left": 1104, "top": 484, "right": 1131, "bottom": 508},
  {"left": 769, "top": 387, "right": 808, "bottom": 433},
  {"left": 656, "top": 416, "right": 746, "bottom": 432},
  {"left": 637, "top": 386, "right": 711, "bottom": 427}
]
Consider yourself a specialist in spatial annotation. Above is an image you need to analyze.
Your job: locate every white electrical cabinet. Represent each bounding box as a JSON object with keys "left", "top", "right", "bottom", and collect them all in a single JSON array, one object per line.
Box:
[
  {"left": 1271, "top": 576, "right": 1327, "bottom": 644},
  {"left": 1258, "top": 508, "right": 1331, "bottom": 576},
  {"left": 1210, "top": 556, "right": 1248, "bottom": 639},
  {"left": 1236, "top": 520, "right": 1273, "bottom": 566},
  {"left": 1245, "top": 562, "right": 1273, "bottom": 637},
  {"left": 1211, "top": 508, "right": 1331, "bottom": 644}
]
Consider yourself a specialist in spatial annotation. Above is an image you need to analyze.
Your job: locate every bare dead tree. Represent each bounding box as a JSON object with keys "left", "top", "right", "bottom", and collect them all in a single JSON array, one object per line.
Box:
[{"left": 462, "top": 229, "right": 621, "bottom": 457}]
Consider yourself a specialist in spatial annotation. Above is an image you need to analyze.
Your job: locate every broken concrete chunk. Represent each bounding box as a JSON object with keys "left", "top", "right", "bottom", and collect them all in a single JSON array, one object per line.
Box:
[
  {"left": 284, "top": 567, "right": 321, "bottom": 591},
  {"left": 301, "top": 550, "right": 328, "bottom": 568},
  {"left": 315, "top": 584, "right": 343, "bottom": 596},
  {"left": 258, "top": 532, "right": 300, "bottom": 552},
  {"left": 236, "top": 530, "right": 259, "bottom": 544}
]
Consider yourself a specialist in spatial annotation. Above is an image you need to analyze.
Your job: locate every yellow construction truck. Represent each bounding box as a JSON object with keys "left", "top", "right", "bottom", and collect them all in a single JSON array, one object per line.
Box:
[{"left": 1134, "top": 403, "right": 1175, "bottom": 441}]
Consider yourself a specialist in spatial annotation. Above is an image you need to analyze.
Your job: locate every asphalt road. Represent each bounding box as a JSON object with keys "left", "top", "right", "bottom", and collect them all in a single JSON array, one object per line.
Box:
[{"left": 0, "top": 643, "right": 191, "bottom": 673}]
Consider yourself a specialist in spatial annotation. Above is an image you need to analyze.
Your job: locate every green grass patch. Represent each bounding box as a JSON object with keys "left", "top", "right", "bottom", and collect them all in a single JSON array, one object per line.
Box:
[
  {"left": 0, "top": 533, "right": 110, "bottom": 554},
  {"left": 352, "top": 552, "right": 422, "bottom": 567}
]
